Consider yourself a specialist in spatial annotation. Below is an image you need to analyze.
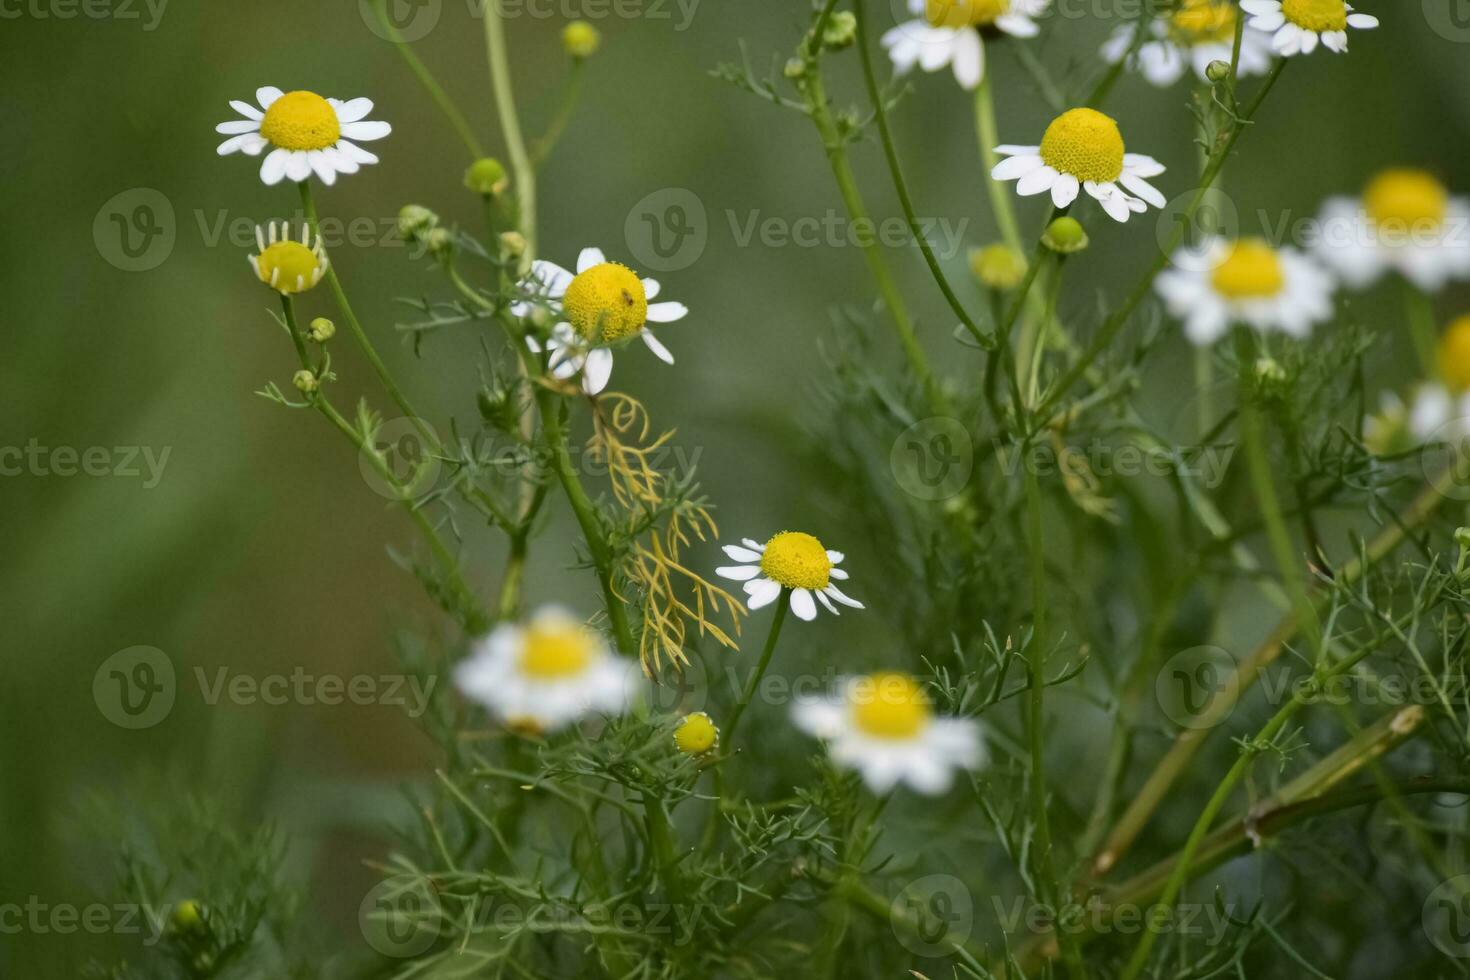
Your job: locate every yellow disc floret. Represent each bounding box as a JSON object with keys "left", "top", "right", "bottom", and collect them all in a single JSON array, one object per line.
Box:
[
  {"left": 1170, "top": 0, "right": 1237, "bottom": 43},
  {"left": 519, "top": 620, "right": 596, "bottom": 678},
  {"left": 1039, "top": 108, "right": 1125, "bottom": 184},
  {"left": 1364, "top": 168, "right": 1448, "bottom": 235},
  {"left": 759, "top": 532, "right": 833, "bottom": 590},
  {"left": 1439, "top": 316, "right": 1470, "bottom": 392},
  {"left": 563, "top": 262, "right": 648, "bottom": 343},
  {"left": 1280, "top": 0, "right": 1348, "bottom": 32},
  {"left": 1210, "top": 239, "right": 1285, "bottom": 299},
  {"left": 673, "top": 712, "right": 719, "bottom": 755},
  {"left": 255, "top": 240, "right": 325, "bottom": 295},
  {"left": 259, "top": 91, "right": 341, "bottom": 152},
  {"left": 850, "top": 673, "right": 932, "bottom": 740},
  {"left": 925, "top": 0, "right": 1009, "bottom": 28}
]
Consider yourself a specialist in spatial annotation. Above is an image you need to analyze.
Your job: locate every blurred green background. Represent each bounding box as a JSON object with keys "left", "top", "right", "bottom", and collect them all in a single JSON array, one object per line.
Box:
[{"left": 4, "top": 0, "right": 1470, "bottom": 971}]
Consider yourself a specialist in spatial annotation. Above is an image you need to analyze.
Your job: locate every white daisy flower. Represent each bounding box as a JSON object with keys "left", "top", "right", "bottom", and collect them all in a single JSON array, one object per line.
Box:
[
  {"left": 216, "top": 87, "right": 392, "bottom": 186},
  {"left": 1100, "top": 0, "right": 1275, "bottom": 87},
  {"left": 514, "top": 247, "right": 685, "bottom": 396},
  {"left": 1240, "top": 0, "right": 1378, "bottom": 56},
  {"left": 1406, "top": 382, "right": 1470, "bottom": 444},
  {"left": 1312, "top": 170, "right": 1470, "bottom": 293},
  {"left": 881, "top": 0, "right": 1050, "bottom": 91},
  {"left": 990, "top": 108, "right": 1167, "bottom": 223},
  {"left": 247, "top": 221, "right": 328, "bottom": 295},
  {"left": 453, "top": 606, "right": 640, "bottom": 734},
  {"left": 715, "top": 532, "right": 863, "bottom": 622},
  {"left": 793, "top": 673, "right": 985, "bottom": 795},
  {"left": 1154, "top": 237, "right": 1336, "bottom": 345}
]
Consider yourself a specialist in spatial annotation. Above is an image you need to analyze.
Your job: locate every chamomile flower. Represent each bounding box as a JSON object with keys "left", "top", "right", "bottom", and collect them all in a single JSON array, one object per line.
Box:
[
  {"left": 215, "top": 87, "right": 391, "bottom": 186},
  {"left": 715, "top": 532, "right": 863, "bottom": 621},
  {"left": 881, "top": 0, "right": 1050, "bottom": 90},
  {"left": 1313, "top": 169, "right": 1470, "bottom": 293},
  {"left": 248, "top": 222, "right": 328, "bottom": 295},
  {"left": 1155, "top": 237, "right": 1336, "bottom": 345},
  {"left": 453, "top": 606, "right": 640, "bottom": 733},
  {"left": 1240, "top": 0, "right": 1378, "bottom": 56},
  {"left": 1100, "top": 0, "right": 1275, "bottom": 87},
  {"left": 514, "top": 247, "right": 685, "bottom": 395},
  {"left": 990, "top": 108, "right": 1167, "bottom": 222},
  {"left": 793, "top": 673, "right": 984, "bottom": 795}
]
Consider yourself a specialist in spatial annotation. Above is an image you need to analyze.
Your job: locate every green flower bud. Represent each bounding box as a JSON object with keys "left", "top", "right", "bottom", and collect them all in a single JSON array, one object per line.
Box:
[
  {"left": 969, "top": 244, "right": 1028, "bottom": 291},
  {"left": 1456, "top": 526, "right": 1470, "bottom": 550},
  {"left": 1255, "top": 356, "right": 1287, "bottom": 386},
  {"left": 1206, "top": 60, "right": 1231, "bottom": 84},
  {"left": 464, "top": 158, "right": 509, "bottom": 197},
  {"left": 822, "top": 11, "right": 857, "bottom": 50},
  {"left": 292, "top": 369, "right": 319, "bottom": 394},
  {"left": 397, "top": 205, "right": 438, "bottom": 241},
  {"left": 783, "top": 57, "right": 806, "bottom": 80},
  {"left": 562, "top": 21, "right": 601, "bottom": 59},
  {"left": 500, "top": 231, "right": 528, "bottom": 260},
  {"left": 307, "top": 317, "right": 335, "bottom": 343},
  {"left": 168, "top": 900, "right": 205, "bottom": 935},
  {"left": 425, "top": 227, "right": 455, "bottom": 258},
  {"left": 1042, "top": 217, "right": 1089, "bottom": 255}
]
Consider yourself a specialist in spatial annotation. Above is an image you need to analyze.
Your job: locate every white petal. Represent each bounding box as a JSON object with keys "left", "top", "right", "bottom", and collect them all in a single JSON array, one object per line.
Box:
[
  {"left": 642, "top": 278, "right": 661, "bottom": 299},
  {"left": 340, "top": 120, "right": 392, "bottom": 142},
  {"left": 334, "top": 97, "right": 374, "bottom": 123},
  {"left": 826, "top": 550, "right": 845, "bottom": 563},
  {"left": 284, "top": 150, "right": 313, "bottom": 183},
  {"left": 716, "top": 565, "right": 762, "bottom": 581},
  {"left": 256, "top": 86, "right": 284, "bottom": 110},
  {"left": 216, "top": 119, "right": 260, "bottom": 135},
  {"left": 1251, "top": 9, "right": 1286, "bottom": 30},
  {"left": 582, "top": 348, "right": 614, "bottom": 395},
  {"left": 259, "top": 148, "right": 291, "bottom": 186},
  {"left": 994, "top": 144, "right": 1040, "bottom": 156},
  {"left": 1016, "top": 165, "right": 1060, "bottom": 197},
  {"left": 790, "top": 589, "right": 818, "bottom": 621},
  {"left": 578, "top": 247, "right": 607, "bottom": 273},
  {"left": 1123, "top": 153, "right": 1166, "bottom": 178},
  {"left": 641, "top": 330, "right": 676, "bottom": 365},
  {"left": 646, "top": 301, "right": 688, "bottom": 323},
  {"left": 229, "top": 99, "right": 263, "bottom": 120},
  {"left": 992, "top": 154, "right": 1046, "bottom": 181},
  {"left": 1120, "top": 173, "right": 1166, "bottom": 208},
  {"left": 816, "top": 591, "right": 840, "bottom": 615},
  {"left": 824, "top": 584, "right": 864, "bottom": 609},
  {"left": 307, "top": 149, "right": 338, "bottom": 185},
  {"left": 336, "top": 140, "right": 379, "bottom": 165},
  {"left": 723, "top": 544, "right": 763, "bottom": 562},
  {"left": 1051, "top": 172, "right": 1080, "bottom": 208},
  {"left": 950, "top": 31, "right": 984, "bottom": 89},
  {"left": 746, "top": 578, "right": 782, "bottom": 610},
  {"left": 1346, "top": 13, "right": 1377, "bottom": 28}
]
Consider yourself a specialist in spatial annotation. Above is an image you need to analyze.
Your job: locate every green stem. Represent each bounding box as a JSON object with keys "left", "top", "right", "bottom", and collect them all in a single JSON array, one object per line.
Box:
[
  {"left": 532, "top": 60, "right": 585, "bottom": 167},
  {"left": 974, "top": 58, "right": 1025, "bottom": 257},
  {"left": 723, "top": 592, "right": 791, "bottom": 750},
  {"left": 1405, "top": 280, "right": 1439, "bottom": 379},
  {"left": 374, "top": 0, "right": 485, "bottom": 159},
  {"left": 483, "top": 0, "right": 536, "bottom": 271}
]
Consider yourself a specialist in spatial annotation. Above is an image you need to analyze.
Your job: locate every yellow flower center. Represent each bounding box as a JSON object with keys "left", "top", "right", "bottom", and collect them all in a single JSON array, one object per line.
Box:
[
  {"left": 563, "top": 262, "right": 648, "bottom": 343},
  {"left": 256, "top": 241, "right": 324, "bottom": 295},
  {"left": 1039, "top": 108, "right": 1125, "bottom": 185},
  {"left": 1438, "top": 316, "right": 1470, "bottom": 392},
  {"left": 759, "top": 532, "right": 833, "bottom": 590},
  {"left": 259, "top": 91, "right": 341, "bottom": 152},
  {"left": 925, "top": 0, "right": 1009, "bottom": 28},
  {"left": 1364, "top": 169, "right": 1449, "bottom": 235},
  {"left": 673, "top": 712, "right": 719, "bottom": 755},
  {"left": 519, "top": 621, "right": 596, "bottom": 678},
  {"left": 1210, "top": 239, "right": 1285, "bottom": 299},
  {"left": 1169, "top": 0, "right": 1237, "bottom": 43},
  {"left": 851, "top": 673, "right": 932, "bottom": 740},
  {"left": 1280, "top": 0, "right": 1348, "bottom": 32}
]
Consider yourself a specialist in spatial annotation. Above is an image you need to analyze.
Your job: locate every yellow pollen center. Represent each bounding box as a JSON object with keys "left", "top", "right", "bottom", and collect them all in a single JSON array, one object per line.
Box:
[
  {"left": 1280, "top": 0, "right": 1348, "bottom": 32},
  {"left": 259, "top": 91, "right": 341, "bottom": 152},
  {"left": 851, "top": 674, "right": 932, "bottom": 739},
  {"left": 256, "top": 241, "right": 323, "bottom": 295},
  {"left": 1364, "top": 169, "right": 1449, "bottom": 233},
  {"left": 673, "top": 712, "right": 719, "bottom": 755},
  {"left": 759, "top": 532, "right": 832, "bottom": 591},
  {"left": 563, "top": 262, "right": 648, "bottom": 343},
  {"left": 1039, "top": 108, "right": 1126, "bottom": 184},
  {"left": 520, "top": 623, "right": 595, "bottom": 678},
  {"left": 1210, "top": 239, "right": 1285, "bottom": 299},
  {"left": 1170, "top": 0, "right": 1237, "bottom": 43},
  {"left": 925, "top": 0, "right": 1009, "bottom": 28},
  {"left": 1438, "top": 316, "right": 1470, "bottom": 393}
]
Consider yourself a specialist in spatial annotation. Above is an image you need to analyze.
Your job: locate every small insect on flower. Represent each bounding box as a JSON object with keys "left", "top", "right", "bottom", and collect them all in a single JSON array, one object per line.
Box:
[
  {"left": 513, "top": 247, "right": 686, "bottom": 395},
  {"left": 1155, "top": 236, "right": 1336, "bottom": 345},
  {"left": 882, "top": 0, "right": 1050, "bottom": 90},
  {"left": 454, "top": 606, "right": 640, "bottom": 734},
  {"left": 249, "top": 222, "right": 328, "bottom": 295},
  {"left": 715, "top": 532, "right": 863, "bottom": 621},
  {"left": 990, "top": 108, "right": 1166, "bottom": 222},
  {"left": 1313, "top": 169, "right": 1470, "bottom": 293},
  {"left": 793, "top": 673, "right": 985, "bottom": 795},
  {"left": 1240, "top": 0, "right": 1378, "bottom": 56},
  {"left": 673, "top": 711, "right": 720, "bottom": 755},
  {"left": 1100, "top": 0, "right": 1275, "bottom": 87},
  {"left": 216, "top": 87, "right": 391, "bottom": 186}
]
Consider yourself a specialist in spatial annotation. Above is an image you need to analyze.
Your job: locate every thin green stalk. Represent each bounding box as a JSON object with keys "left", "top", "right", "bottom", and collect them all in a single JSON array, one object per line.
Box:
[
  {"left": 854, "top": 0, "right": 985, "bottom": 346},
  {"left": 374, "top": 0, "right": 485, "bottom": 159},
  {"left": 724, "top": 593, "right": 791, "bottom": 749},
  {"left": 483, "top": 0, "right": 536, "bottom": 270},
  {"left": 1405, "top": 280, "right": 1439, "bottom": 379},
  {"left": 974, "top": 58, "right": 1025, "bottom": 257},
  {"left": 532, "top": 60, "right": 585, "bottom": 167}
]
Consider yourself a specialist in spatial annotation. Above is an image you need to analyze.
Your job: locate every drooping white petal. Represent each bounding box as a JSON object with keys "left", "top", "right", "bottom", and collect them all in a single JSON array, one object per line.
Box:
[
  {"left": 745, "top": 578, "right": 782, "bottom": 610},
  {"left": 641, "top": 330, "right": 676, "bottom": 365},
  {"left": 1016, "top": 165, "right": 1060, "bottom": 197},
  {"left": 259, "top": 148, "right": 292, "bottom": 186},
  {"left": 789, "top": 589, "right": 818, "bottom": 621},
  {"left": 582, "top": 348, "right": 614, "bottom": 395},
  {"left": 1051, "top": 172, "right": 1080, "bottom": 208}
]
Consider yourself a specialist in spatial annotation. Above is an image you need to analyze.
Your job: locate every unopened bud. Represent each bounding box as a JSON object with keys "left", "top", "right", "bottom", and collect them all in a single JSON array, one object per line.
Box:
[
  {"left": 822, "top": 11, "right": 857, "bottom": 50},
  {"left": 307, "top": 317, "right": 335, "bottom": 343},
  {"left": 969, "top": 244, "right": 1027, "bottom": 291},
  {"left": 562, "top": 20, "right": 601, "bottom": 59},
  {"left": 397, "top": 205, "right": 438, "bottom": 241},
  {"left": 464, "top": 158, "right": 509, "bottom": 197},
  {"left": 1206, "top": 60, "right": 1231, "bottom": 84},
  {"left": 292, "top": 370, "right": 319, "bottom": 394},
  {"left": 1042, "top": 217, "right": 1089, "bottom": 255}
]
